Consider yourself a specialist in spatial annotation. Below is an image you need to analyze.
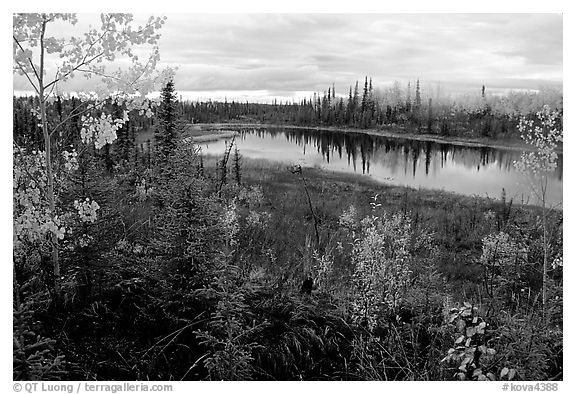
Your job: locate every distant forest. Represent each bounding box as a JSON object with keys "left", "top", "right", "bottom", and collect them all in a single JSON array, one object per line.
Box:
[
  {"left": 14, "top": 78, "right": 563, "bottom": 149},
  {"left": 179, "top": 78, "right": 563, "bottom": 139}
]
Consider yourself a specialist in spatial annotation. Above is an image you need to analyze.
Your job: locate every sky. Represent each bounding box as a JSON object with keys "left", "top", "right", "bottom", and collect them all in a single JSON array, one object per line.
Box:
[{"left": 12, "top": 13, "right": 563, "bottom": 103}]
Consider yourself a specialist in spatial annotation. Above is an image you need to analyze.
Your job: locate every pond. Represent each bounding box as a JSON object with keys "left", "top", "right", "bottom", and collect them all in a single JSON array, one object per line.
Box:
[{"left": 198, "top": 127, "right": 563, "bottom": 208}]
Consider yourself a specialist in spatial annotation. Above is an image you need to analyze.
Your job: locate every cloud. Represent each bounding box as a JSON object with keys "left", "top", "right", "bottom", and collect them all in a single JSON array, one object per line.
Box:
[{"left": 13, "top": 13, "right": 562, "bottom": 101}]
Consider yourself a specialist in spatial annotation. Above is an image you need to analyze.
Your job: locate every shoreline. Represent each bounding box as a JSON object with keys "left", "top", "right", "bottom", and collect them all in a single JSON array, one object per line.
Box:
[
  {"left": 181, "top": 124, "right": 237, "bottom": 143},
  {"left": 189, "top": 131, "right": 237, "bottom": 143},
  {"left": 200, "top": 154, "right": 562, "bottom": 211}
]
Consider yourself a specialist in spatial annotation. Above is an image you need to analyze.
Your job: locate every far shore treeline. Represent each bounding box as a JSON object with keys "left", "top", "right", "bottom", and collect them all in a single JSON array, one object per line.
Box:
[{"left": 14, "top": 78, "right": 563, "bottom": 151}]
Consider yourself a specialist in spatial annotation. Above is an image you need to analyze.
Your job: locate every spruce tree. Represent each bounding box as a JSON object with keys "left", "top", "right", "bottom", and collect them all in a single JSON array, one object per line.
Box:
[
  {"left": 427, "top": 97, "right": 433, "bottom": 133},
  {"left": 346, "top": 86, "right": 353, "bottom": 124},
  {"left": 368, "top": 78, "right": 375, "bottom": 119},
  {"left": 406, "top": 81, "right": 412, "bottom": 112},
  {"left": 415, "top": 79, "right": 422, "bottom": 109},
  {"left": 353, "top": 81, "right": 360, "bottom": 123},
  {"left": 155, "top": 79, "right": 178, "bottom": 158},
  {"left": 361, "top": 76, "right": 368, "bottom": 113},
  {"left": 233, "top": 146, "right": 242, "bottom": 186}
]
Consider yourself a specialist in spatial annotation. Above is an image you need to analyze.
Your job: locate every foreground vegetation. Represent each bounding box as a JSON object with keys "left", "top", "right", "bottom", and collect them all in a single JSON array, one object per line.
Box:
[{"left": 14, "top": 137, "right": 563, "bottom": 380}]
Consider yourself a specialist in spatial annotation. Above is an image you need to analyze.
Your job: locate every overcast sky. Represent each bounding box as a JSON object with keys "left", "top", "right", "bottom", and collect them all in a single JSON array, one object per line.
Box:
[{"left": 13, "top": 13, "right": 563, "bottom": 102}]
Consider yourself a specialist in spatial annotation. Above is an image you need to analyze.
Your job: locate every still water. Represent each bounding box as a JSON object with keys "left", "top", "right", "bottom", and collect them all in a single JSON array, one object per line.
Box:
[{"left": 199, "top": 127, "right": 563, "bottom": 208}]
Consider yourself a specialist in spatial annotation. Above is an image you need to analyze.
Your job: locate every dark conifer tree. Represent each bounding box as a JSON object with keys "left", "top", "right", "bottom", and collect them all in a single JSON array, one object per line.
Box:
[
  {"left": 233, "top": 146, "right": 242, "bottom": 186},
  {"left": 352, "top": 81, "right": 360, "bottom": 123},
  {"left": 406, "top": 81, "right": 412, "bottom": 112},
  {"left": 427, "top": 97, "right": 433, "bottom": 133},
  {"left": 346, "top": 86, "right": 354, "bottom": 124},
  {"left": 368, "top": 78, "right": 375, "bottom": 119},
  {"left": 155, "top": 79, "right": 178, "bottom": 158},
  {"left": 415, "top": 79, "right": 422, "bottom": 110},
  {"left": 337, "top": 98, "right": 345, "bottom": 124},
  {"left": 361, "top": 76, "right": 369, "bottom": 113}
]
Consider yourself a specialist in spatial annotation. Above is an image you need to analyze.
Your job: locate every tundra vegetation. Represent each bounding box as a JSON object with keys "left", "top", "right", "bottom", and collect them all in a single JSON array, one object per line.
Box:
[{"left": 13, "top": 13, "right": 562, "bottom": 381}]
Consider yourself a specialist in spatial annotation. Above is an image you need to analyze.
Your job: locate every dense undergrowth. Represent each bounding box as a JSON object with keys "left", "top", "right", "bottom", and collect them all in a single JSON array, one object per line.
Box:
[{"left": 13, "top": 128, "right": 563, "bottom": 380}]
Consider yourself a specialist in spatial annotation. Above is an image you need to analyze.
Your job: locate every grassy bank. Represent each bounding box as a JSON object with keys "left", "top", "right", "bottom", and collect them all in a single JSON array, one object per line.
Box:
[{"left": 204, "top": 155, "right": 560, "bottom": 295}]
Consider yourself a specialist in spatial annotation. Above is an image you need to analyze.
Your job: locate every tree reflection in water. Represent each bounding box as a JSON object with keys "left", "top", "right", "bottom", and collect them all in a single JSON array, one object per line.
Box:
[{"left": 200, "top": 127, "right": 563, "bottom": 207}]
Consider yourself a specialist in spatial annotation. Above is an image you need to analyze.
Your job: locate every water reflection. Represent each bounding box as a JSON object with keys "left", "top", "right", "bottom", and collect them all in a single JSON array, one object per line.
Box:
[{"left": 199, "top": 127, "right": 563, "bottom": 207}]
